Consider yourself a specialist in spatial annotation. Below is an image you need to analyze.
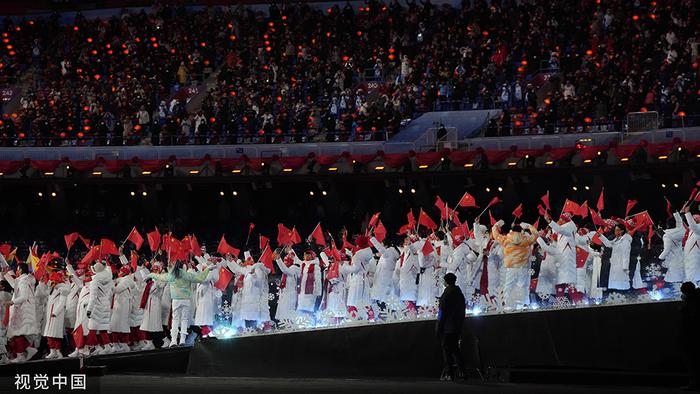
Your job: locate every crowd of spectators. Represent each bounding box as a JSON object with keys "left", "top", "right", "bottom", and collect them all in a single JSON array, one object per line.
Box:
[{"left": 0, "top": 0, "right": 697, "bottom": 146}]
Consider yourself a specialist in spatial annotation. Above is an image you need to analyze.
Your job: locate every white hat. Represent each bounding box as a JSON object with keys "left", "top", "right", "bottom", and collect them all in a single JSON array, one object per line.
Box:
[{"left": 244, "top": 251, "right": 252, "bottom": 260}]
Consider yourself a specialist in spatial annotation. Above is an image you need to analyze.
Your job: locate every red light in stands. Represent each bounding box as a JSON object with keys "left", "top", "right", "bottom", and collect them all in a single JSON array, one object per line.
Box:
[
  {"left": 73, "top": 26, "right": 79, "bottom": 31},
  {"left": 83, "top": 126, "right": 91, "bottom": 132},
  {"left": 123, "top": 49, "right": 129, "bottom": 55},
  {"left": 134, "top": 125, "right": 142, "bottom": 131},
  {"left": 94, "top": 74, "right": 101, "bottom": 80},
  {"left": 584, "top": 117, "right": 592, "bottom": 123},
  {"left": 482, "top": 31, "right": 489, "bottom": 37},
  {"left": 632, "top": 15, "right": 639, "bottom": 21},
  {"left": 77, "top": 132, "right": 84, "bottom": 138},
  {"left": 6, "top": 44, "right": 12, "bottom": 50},
  {"left": 200, "top": 42, "right": 206, "bottom": 47},
  {"left": 678, "top": 112, "right": 686, "bottom": 117},
  {"left": 59, "top": 132, "right": 66, "bottom": 138},
  {"left": 388, "top": 54, "right": 395, "bottom": 61},
  {"left": 649, "top": 14, "right": 656, "bottom": 20},
  {"left": 18, "top": 133, "right": 25, "bottom": 139},
  {"left": 520, "top": 60, "right": 527, "bottom": 66},
  {"left": 152, "top": 43, "right": 158, "bottom": 48},
  {"left": 544, "top": 98, "right": 551, "bottom": 105},
  {"left": 90, "top": 50, "right": 97, "bottom": 55},
  {"left": 640, "top": 107, "right": 648, "bottom": 112},
  {"left": 86, "top": 37, "right": 93, "bottom": 43},
  {"left": 586, "top": 50, "right": 593, "bottom": 56},
  {"left": 356, "top": 31, "right": 363, "bottom": 37},
  {"left": 135, "top": 37, "right": 141, "bottom": 43},
  {"left": 268, "top": 22, "right": 274, "bottom": 27},
  {"left": 210, "top": 117, "right": 216, "bottom": 123},
  {"left": 82, "top": 106, "right": 89, "bottom": 111},
  {"left": 8, "top": 51, "right": 15, "bottom": 56},
  {"left": 150, "top": 37, "right": 156, "bottom": 42},
  {"left": 282, "top": 15, "right": 287, "bottom": 21},
  {"left": 230, "top": 35, "right": 236, "bottom": 41},
  {"left": 265, "top": 46, "right": 272, "bottom": 52}
]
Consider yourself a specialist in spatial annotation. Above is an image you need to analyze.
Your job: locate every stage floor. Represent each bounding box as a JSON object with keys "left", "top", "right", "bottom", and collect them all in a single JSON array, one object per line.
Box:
[{"left": 91, "top": 375, "right": 690, "bottom": 394}]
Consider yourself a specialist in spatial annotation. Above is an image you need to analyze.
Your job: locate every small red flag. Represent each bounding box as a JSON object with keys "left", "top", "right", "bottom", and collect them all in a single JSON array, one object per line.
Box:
[
  {"left": 130, "top": 250, "right": 138, "bottom": 272},
  {"left": 78, "top": 235, "right": 91, "bottom": 249},
  {"left": 64, "top": 232, "right": 79, "bottom": 252},
  {"left": 99, "top": 239, "right": 119, "bottom": 258},
  {"left": 72, "top": 325, "right": 85, "bottom": 349},
  {"left": 291, "top": 227, "right": 302, "bottom": 245},
  {"left": 368, "top": 212, "right": 381, "bottom": 228},
  {"left": 591, "top": 233, "right": 603, "bottom": 245},
  {"left": 665, "top": 197, "right": 673, "bottom": 218},
  {"left": 421, "top": 240, "right": 434, "bottom": 256},
  {"left": 310, "top": 223, "right": 326, "bottom": 247},
  {"left": 375, "top": 220, "right": 387, "bottom": 242},
  {"left": 435, "top": 196, "right": 448, "bottom": 219},
  {"left": 590, "top": 208, "right": 607, "bottom": 227},
  {"left": 147, "top": 228, "right": 161, "bottom": 252},
  {"left": 126, "top": 227, "right": 144, "bottom": 250},
  {"left": 458, "top": 191, "right": 478, "bottom": 208},
  {"left": 512, "top": 203, "right": 523, "bottom": 219},
  {"left": 214, "top": 267, "right": 233, "bottom": 291},
  {"left": 259, "top": 246, "right": 275, "bottom": 274},
  {"left": 0, "top": 244, "right": 10, "bottom": 259},
  {"left": 259, "top": 235, "right": 270, "bottom": 250},
  {"left": 562, "top": 199, "right": 581, "bottom": 215},
  {"left": 486, "top": 196, "right": 502, "bottom": 209},
  {"left": 540, "top": 191, "right": 550, "bottom": 211},
  {"left": 537, "top": 204, "right": 548, "bottom": 217},
  {"left": 578, "top": 201, "right": 589, "bottom": 218},
  {"left": 533, "top": 218, "right": 540, "bottom": 231},
  {"left": 489, "top": 210, "right": 497, "bottom": 226},
  {"left": 597, "top": 189, "right": 605, "bottom": 212},
  {"left": 80, "top": 245, "right": 99, "bottom": 268},
  {"left": 625, "top": 199, "right": 638, "bottom": 217},
  {"left": 397, "top": 224, "right": 412, "bottom": 235},
  {"left": 277, "top": 223, "right": 292, "bottom": 246},
  {"left": 418, "top": 209, "right": 438, "bottom": 230},
  {"left": 217, "top": 235, "right": 240, "bottom": 258},
  {"left": 407, "top": 210, "right": 416, "bottom": 228},
  {"left": 190, "top": 235, "right": 202, "bottom": 257}
]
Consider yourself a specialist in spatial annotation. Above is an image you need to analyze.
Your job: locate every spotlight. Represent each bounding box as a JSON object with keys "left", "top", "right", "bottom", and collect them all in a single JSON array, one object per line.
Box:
[
  {"left": 130, "top": 191, "right": 136, "bottom": 196},
  {"left": 322, "top": 190, "right": 327, "bottom": 196},
  {"left": 584, "top": 186, "right": 590, "bottom": 190},
  {"left": 661, "top": 183, "right": 666, "bottom": 188},
  {"left": 497, "top": 187, "right": 503, "bottom": 192},
  {"left": 219, "top": 191, "right": 225, "bottom": 196},
  {"left": 398, "top": 188, "right": 403, "bottom": 194},
  {"left": 38, "top": 192, "right": 43, "bottom": 197},
  {"left": 309, "top": 191, "right": 314, "bottom": 196},
  {"left": 410, "top": 188, "right": 416, "bottom": 194},
  {"left": 51, "top": 192, "right": 56, "bottom": 197},
  {"left": 142, "top": 191, "right": 148, "bottom": 196},
  {"left": 485, "top": 187, "right": 490, "bottom": 193},
  {"left": 572, "top": 186, "right": 578, "bottom": 191},
  {"left": 232, "top": 191, "right": 238, "bottom": 196},
  {"left": 673, "top": 183, "right": 679, "bottom": 188}
]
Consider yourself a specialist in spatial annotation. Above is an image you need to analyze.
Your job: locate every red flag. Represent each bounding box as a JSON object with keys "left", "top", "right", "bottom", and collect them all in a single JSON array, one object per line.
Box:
[
  {"left": 533, "top": 218, "right": 540, "bottom": 231},
  {"left": 217, "top": 235, "right": 240, "bottom": 258},
  {"left": 421, "top": 240, "right": 434, "bottom": 256},
  {"left": 259, "top": 235, "right": 270, "bottom": 250},
  {"left": 631, "top": 211, "right": 654, "bottom": 229},
  {"left": 591, "top": 233, "right": 603, "bottom": 245},
  {"left": 647, "top": 225, "right": 654, "bottom": 245},
  {"left": 72, "top": 325, "right": 85, "bottom": 349},
  {"left": 147, "top": 228, "right": 161, "bottom": 252},
  {"left": 397, "top": 224, "right": 412, "bottom": 235},
  {"left": 0, "top": 244, "right": 10, "bottom": 259},
  {"left": 450, "top": 210, "right": 461, "bottom": 226},
  {"left": 590, "top": 208, "right": 607, "bottom": 227},
  {"left": 258, "top": 246, "right": 275, "bottom": 274},
  {"left": 489, "top": 210, "right": 497, "bottom": 226},
  {"left": 126, "top": 227, "right": 144, "bottom": 250},
  {"left": 540, "top": 191, "right": 550, "bottom": 211},
  {"left": 407, "top": 210, "right": 416, "bottom": 228},
  {"left": 277, "top": 223, "right": 292, "bottom": 246},
  {"left": 625, "top": 199, "right": 638, "bottom": 217},
  {"left": 537, "top": 204, "right": 548, "bottom": 217},
  {"left": 458, "top": 191, "right": 478, "bottom": 208},
  {"left": 368, "top": 212, "right": 381, "bottom": 228},
  {"left": 690, "top": 188, "right": 699, "bottom": 203},
  {"left": 665, "top": 197, "right": 673, "bottom": 218},
  {"left": 512, "top": 203, "right": 523, "bottom": 219},
  {"left": 64, "top": 232, "right": 79, "bottom": 252},
  {"left": 435, "top": 196, "right": 448, "bottom": 219},
  {"left": 486, "top": 196, "right": 502, "bottom": 209},
  {"left": 310, "top": 223, "right": 326, "bottom": 247},
  {"left": 695, "top": 192, "right": 700, "bottom": 202},
  {"left": 214, "top": 267, "right": 233, "bottom": 291},
  {"left": 578, "top": 201, "right": 589, "bottom": 218},
  {"left": 79, "top": 245, "right": 99, "bottom": 268},
  {"left": 375, "top": 220, "right": 387, "bottom": 242},
  {"left": 418, "top": 209, "right": 437, "bottom": 230},
  {"left": 130, "top": 250, "right": 138, "bottom": 272},
  {"left": 291, "top": 227, "right": 302, "bottom": 245},
  {"left": 562, "top": 199, "right": 581, "bottom": 215},
  {"left": 99, "top": 239, "right": 119, "bottom": 258},
  {"left": 78, "top": 235, "right": 91, "bottom": 249},
  {"left": 597, "top": 189, "right": 605, "bottom": 212},
  {"left": 190, "top": 235, "right": 202, "bottom": 257}
]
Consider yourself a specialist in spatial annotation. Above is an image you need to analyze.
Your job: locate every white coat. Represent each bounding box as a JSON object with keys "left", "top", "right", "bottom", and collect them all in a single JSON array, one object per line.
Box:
[
  {"left": 416, "top": 240, "right": 439, "bottom": 307},
  {"left": 444, "top": 242, "right": 477, "bottom": 297},
  {"left": 227, "top": 262, "right": 271, "bottom": 322},
  {"left": 324, "top": 269, "right": 348, "bottom": 317},
  {"left": 600, "top": 233, "right": 632, "bottom": 290},
  {"left": 193, "top": 267, "right": 221, "bottom": 326},
  {"left": 394, "top": 243, "right": 420, "bottom": 302},
  {"left": 549, "top": 220, "right": 578, "bottom": 285},
  {"left": 140, "top": 279, "right": 165, "bottom": 332},
  {"left": 64, "top": 277, "right": 82, "bottom": 329},
  {"left": 369, "top": 238, "right": 400, "bottom": 303},
  {"left": 683, "top": 212, "right": 700, "bottom": 284},
  {"left": 129, "top": 267, "right": 146, "bottom": 327},
  {"left": 109, "top": 275, "right": 133, "bottom": 334},
  {"left": 342, "top": 247, "right": 373, "bottom": 308},
  {"left": 295, "top": 257, "right": 322, "bottom": 312},
  {"left": 8, "top": 274, "right": 39, "bottom": 337},
  {"left": 74, "top": 285, "right": 90, "bottom": 335},
  {"left": 536, "top": 237, "right": 559, "bottom": 296},
  {"left": 35, "top": 281, "right": 49, "bottom": 335},
  {"left": 275, "top": 259, "right": 300, "bottom": 321},
  {"left": 87, "top": 268, "right": 114, "bottom": 331},
  {"left": 588, "top": 250, "right": 605, "bottom": 299},
  {"left": 659, "top": 212, "right": 685, "bottom": 283},
  {"left": 43, "top": 283, "right": 69, "bottom": 339}
]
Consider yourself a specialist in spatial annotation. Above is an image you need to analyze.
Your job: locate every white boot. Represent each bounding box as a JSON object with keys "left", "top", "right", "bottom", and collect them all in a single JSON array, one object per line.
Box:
[
  {"left": 54, "top": 351, "right": 63, "bottom": 359},
  {"left": 45, "top": 349, "right": 57, "bottom": 359},
  {"left": 68, "top": 348, "right": 80, "bottom": 358},
  {"left": 25, "top": 347, "right": 38, "bottom": 361},
  {"left": 141, "top": 340, "right": 155, "bottom": 351},
  {"left": 161, "top": 337, "right": 170, "bottom": 348},
  {"left": 0, "top": 354, "right": 9, "bottom": 364},
  {"left": 78, "top": 347, "right": 91, "bottom": 357},
  {"left": 10, "top": 353, "right": 26, "bottom": 363},
  {"left": 120, "top": 343, "right": 130, "bottom": 352}
]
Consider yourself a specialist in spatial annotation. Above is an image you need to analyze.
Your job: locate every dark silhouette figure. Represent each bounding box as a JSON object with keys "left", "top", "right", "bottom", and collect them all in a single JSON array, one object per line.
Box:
[{"left": 436, "top": 273, "right": 466, "bottom": 381}]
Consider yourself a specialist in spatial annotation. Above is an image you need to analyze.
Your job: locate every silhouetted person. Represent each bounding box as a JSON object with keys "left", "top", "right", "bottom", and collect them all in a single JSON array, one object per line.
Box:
[
  {"left": 680, "top": 282, "right": 700, "bottom": 391},
  {"left": 436, "top": 273, "right": 466, "bottom": 381}
]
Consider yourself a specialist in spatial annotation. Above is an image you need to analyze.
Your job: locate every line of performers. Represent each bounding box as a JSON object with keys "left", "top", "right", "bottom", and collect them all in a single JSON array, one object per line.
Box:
[{"left": 1, "top": 206, "right": 699, "bottom": 364}]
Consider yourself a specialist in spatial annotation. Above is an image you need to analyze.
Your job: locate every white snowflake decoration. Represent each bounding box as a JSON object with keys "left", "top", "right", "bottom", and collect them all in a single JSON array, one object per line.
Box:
[
  {"left": 551, "top": 296, "right": 572, "bottom": 309},
  {"left": 643, "top": 263, "right": 662, "bottom": 280},
  {"left": 605, "top": 292, "right": 628, "bottom": 305},
  {"left": 217, "top": 300, "right": 232, "bottom": 321}
]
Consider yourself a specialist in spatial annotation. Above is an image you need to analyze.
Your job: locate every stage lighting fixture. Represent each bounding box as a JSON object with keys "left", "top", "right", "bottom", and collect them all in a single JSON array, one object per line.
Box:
[
  {"left": 309, "top": 191, "right": 314, "bottom": 196},
  {"left": 219, "top": 191, "right": 225, "bottom": 196},
  {"left": 497, "top": 187, "right": 503, "bottom": 192},
  {"left": 130, "top": 191, "right": 136, "bottom": 196},
  {"left": 485, "top": 187, "right": 490, "bottom": 192},
  {"left": 38, "top": 192, "right": 43, "bottom": 197},
  {"left": 322, "top": 191, "right": 327, "bottom": 196},
  {"left": 398, "top": 188, "right": 403, "bottom": 194},
  {"left": 232, "top": 191, "right": 238, "bottom": 196},
  {"left": 410, "top": 188, "right": 416, "bottom": 194},
  {"left": 51, "top": 192, "right": 57, "bottom": 197},
  {"left": 142, "top": 191, "right": 148, "bottom": 196}
]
